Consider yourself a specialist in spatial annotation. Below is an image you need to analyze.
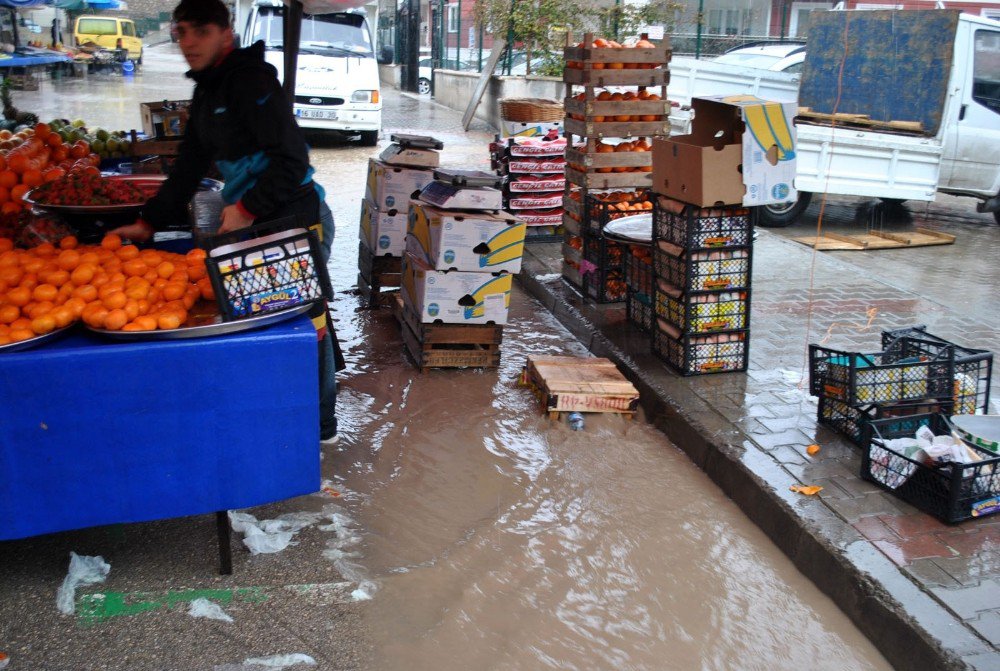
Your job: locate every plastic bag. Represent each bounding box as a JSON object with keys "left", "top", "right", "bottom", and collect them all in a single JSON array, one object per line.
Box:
[
  {"left": 16, "top": 214, "right": 73, "bottom": 249},
  {"left": 188, "top": 598, "right": 234, "bottom": 623},
  {"left": 56, "top": 552, "right": 110, "bottom": 615},
  {"left": 240, "top": 653, "right": 316, "bottom": 668}
]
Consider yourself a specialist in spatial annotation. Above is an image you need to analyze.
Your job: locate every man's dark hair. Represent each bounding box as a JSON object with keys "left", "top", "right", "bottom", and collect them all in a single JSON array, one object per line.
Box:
[{"left": 173, "top": 0, "right": 230, "bottom": 28}]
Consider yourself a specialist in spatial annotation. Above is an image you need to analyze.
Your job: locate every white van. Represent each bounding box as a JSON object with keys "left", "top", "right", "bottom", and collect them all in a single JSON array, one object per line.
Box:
[{"left": 241, "top": 0, "right": 382, "bottom": 145}]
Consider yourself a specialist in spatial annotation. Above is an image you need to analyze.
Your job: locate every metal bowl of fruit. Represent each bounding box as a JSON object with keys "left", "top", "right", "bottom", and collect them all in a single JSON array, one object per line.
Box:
[{"left": 23, "top": 174, "right": 222, "bottom": 216}]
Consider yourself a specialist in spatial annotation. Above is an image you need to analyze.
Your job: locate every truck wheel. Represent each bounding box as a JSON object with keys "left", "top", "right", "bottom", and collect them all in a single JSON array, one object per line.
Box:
[
  {"left": 756, "top": 192, "right": 813, "bottom": 228},
  {"left": 359, "top": 131, "right": 378, "bottom": 146}
]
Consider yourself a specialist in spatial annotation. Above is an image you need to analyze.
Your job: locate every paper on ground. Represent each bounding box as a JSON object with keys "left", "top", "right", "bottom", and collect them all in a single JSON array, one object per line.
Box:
[
  {"left": 188, "top": 598, "right": 234, "bottom": 623},
  {"left": 56, "top": 552, "right": 110, "bottom": 615}
]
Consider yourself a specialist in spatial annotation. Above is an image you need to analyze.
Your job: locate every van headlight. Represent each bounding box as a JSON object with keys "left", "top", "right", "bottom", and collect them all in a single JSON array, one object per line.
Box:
[{"left": 351, "top": 90, "right": 379, "bottom": 103}]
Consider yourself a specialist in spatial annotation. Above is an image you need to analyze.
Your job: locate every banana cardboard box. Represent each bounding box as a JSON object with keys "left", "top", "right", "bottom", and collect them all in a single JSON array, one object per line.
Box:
[
  {"left": 406, "top": 202, "right": 526, "bottom": 273},
  {"left": 652, "top": 95, "right": 797, "bottom": 207},
  {"left": 365, "top": 159, "right": 435, "bottom": 211},
  {"left": 359, "top": 198, "right": 406, "bottom": 256},
  {"left": 401, "top": 252, "right": 512, "bottom": 325}
]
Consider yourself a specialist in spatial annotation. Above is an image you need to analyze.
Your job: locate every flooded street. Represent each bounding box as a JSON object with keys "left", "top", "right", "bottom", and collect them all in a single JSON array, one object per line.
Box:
[{"left": 1, "top": 44, "right": 902, "bottom": 669}]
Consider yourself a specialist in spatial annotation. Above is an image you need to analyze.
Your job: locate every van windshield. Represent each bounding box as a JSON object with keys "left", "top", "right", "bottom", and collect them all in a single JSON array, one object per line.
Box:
[
  {"left": 253, "top": 8, "right": 373, "bottom": 57},
  {"left": 77, "top": 18, "right": 117, "bottom": 36}
]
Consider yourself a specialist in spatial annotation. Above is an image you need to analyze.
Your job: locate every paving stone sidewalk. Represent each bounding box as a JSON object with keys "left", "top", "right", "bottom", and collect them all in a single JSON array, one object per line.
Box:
[{"left": 518, "top": 231, "right": 1000, "bottom": 671}]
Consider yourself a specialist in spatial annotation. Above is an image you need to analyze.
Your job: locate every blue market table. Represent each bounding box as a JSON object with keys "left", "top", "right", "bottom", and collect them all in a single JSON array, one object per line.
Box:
[{"left": 0, "top": 315, "right": 320, "bottom": 573}]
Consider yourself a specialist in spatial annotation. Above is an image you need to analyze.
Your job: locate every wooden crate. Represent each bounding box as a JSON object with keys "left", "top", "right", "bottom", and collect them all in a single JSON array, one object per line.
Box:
[
  {"left": 564, "top": 96, "right": 670, "bottom": 120},
  {"left": 566, "top": 166, "right": 652, "bottom": 190},
  {"left": 563, "top": 68, "right": 670, "bottom": 88},
  {"left": 524, "top": 355, "right": 640, "bottom": 418},
  {"left": 393, "top": 294, "right": 502, "bottom": 372},
  {"left": 563, "top": 40, "right": 671, "bottom": 66},
  {"left": 358, "top": 242, "right": 401, "bottom": 307},
  {"left": 564, "top": 116, "right": 669, "bottom": 140},
  {"left": 565, "top": 146, "right": 653, "bottom": 171}
]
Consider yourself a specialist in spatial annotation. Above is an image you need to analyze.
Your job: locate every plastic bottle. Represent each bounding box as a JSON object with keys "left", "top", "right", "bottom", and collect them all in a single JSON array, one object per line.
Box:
[{"left": 567, "top": 412, "right": 585, "bottom": 431}]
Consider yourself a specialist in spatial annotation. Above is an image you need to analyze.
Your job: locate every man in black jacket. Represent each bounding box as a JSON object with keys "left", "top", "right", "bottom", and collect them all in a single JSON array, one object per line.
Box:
[{"left": 113, "top": 0, "right": 338, "bottom": 440}]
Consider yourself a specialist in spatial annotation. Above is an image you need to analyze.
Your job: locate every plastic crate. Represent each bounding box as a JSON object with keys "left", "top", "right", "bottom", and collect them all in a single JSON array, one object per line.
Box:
[
  {"left": 623, "top": 244, "right": 653, "bottom": 296},
  {"left": 654, "top": 280, "right": 750, "bottom": 333},
  {"left": 881, "top": 326, "right": 993, "bottom": 415},
  {"left": 653, "top": 240, "right": 751, "bottom": 292},
  {"left": 652, "top": 318, "right": 749, "bottom": 376},
  {"left": 809, "top": 341, "right": 956, "bottom": 406},
  {"left": 653, "top": 197, "right": 754, "bottom": 250},
  {"left": 626, "top": 290, "right": 654, "bottom": 333},
  {"left": 818, "top": 397, "right": 954, "bottom": 446},
  {"left": 862, "top": 413, "right": 1000, "bottom": 523},
  {"left": 584, "top": 191, "right": 651, "bottom": 235},
  {"left": 205, "top": 218, "right": 332, "bottom": 320}
]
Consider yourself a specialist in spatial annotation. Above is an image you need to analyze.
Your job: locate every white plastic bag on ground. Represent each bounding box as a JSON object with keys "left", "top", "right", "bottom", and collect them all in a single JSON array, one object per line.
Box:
[
  {"left": 228, "top": 511, "right": 329, "bottom": 555},
  {"left": 56, "top": 552, "right": 110, "bottom": 615},
  {"left": 188, "top": 598, "right": 234, "bottom": 623}
]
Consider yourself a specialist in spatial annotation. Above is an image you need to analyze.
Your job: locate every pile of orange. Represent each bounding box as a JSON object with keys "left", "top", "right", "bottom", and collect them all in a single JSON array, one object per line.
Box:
[
  {"left": 567, "top": 89, "right": 664, "bottom": 123},
  {"left": 0, "top": 234, "right": 216, "bottom": 345},
  {"left": 566, "top": 38, "right": 660, "bottom": 69},
  {"left": 566, "top": 138, "right": 654, "bottom": 174},
  {"left": 0, "top": 123, "right": 100, "bottom": 216}
]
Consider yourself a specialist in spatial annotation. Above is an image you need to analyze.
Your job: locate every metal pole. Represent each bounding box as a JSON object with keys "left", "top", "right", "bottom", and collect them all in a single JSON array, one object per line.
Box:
[
  {"left": 283, "top": 0, "right": 303, "bottom": 108},
  {"left": 779, "top": 0, "right": 788, "bottom": 41},
  {"left": 456, "top": 0, "right": 461, "bottom": 69},
  {"left": 438, "top": 0, "right": 445, "bottom": 70},
  {"left": 695, "top": 0, "right": 704, "bottom": 59},
  {"left": 613, "top": 0, "right": 620, "bottom": 42},
  {"left": 478, "top": 24, "right": 483, "bottom": 72}
]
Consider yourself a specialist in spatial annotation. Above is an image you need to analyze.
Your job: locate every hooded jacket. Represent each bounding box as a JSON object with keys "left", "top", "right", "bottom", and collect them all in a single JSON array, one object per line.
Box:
[{"left": 142, "top": 41, "right": 320, "bottom": 229}]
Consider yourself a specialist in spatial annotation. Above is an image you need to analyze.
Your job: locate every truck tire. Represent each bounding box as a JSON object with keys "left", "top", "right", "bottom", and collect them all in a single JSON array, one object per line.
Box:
[
  {"left": 359, "top": 130, "right": 378, "bottom": 146},
  {"left": 756, "top": 192, "right": 813, "bottom": 228}
]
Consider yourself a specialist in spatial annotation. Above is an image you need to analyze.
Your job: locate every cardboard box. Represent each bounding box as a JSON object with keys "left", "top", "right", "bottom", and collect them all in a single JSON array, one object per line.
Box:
[
  {"left": 140, "top": 100, "right": 191, "bottom": 138},
  {"left": 402, "top": 253, "right": 512, "bottom": 325},
  {"left": 417, "top": 181, "right": 504, "bottom": 211},
  {"left": 359, "top": 198, "right": 407, "bottom": 256},
  {"left": 652, "top": 95, "right": 797, "bottom": 207},
  {"left": 500, "top": 119, "right": 563, "bottom": 138},
  {"left": 365, "top": 159, "right": 435, "bottom": 211},
  {"left": 407, "top": 202, "right": 525, "bottom": 273}
]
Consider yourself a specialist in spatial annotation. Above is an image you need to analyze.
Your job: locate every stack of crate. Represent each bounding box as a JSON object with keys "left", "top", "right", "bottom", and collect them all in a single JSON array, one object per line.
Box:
[
  {"left": 650, "top": 197, "right": 754, "bottom": 375},
  {"left": 490, "top": 135, "right": 567, "bottom": 242},
  {"left": 561, "top": 34, "right": 671, "bottom": 303},
  {"left": 809, "top": 326, "right": 993, "bottom": 445},
  {"left": 398, "top": 171, "right": 526, "bottom": 371}
]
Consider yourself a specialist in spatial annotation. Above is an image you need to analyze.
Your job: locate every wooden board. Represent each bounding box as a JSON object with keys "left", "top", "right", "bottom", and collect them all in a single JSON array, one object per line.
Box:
[
  {"left": 566, "top": 166, "right": 651, "bottom": 190},
  {"left": 526, "top": 355, "right": 639, "bottom": 415},
  {"left": 564, "top": 117, "right": 669, "bottom": 139},
  {"left": 393, "top": 294, "right": 503, "bottom": 345},
  {"left": 796, "top": 109, "right": 924, "bottom": 135},
  {"left": 393, "top": 294, "right": 502, "bottom": 371},
  {"left": 791, "top": 227, "right": 956, "bottom": 251},
  {"left": 564, "top": 97, "right": 670, "bottom": 118},
  {"left": 401, "top": 320, "right": 501, "bottom": 371},
  {"left": 563, "top": 68, "right": 670, "bottom": 88},
  {"left": 565, "top": 146, "right": 653, "bottom": 169}
]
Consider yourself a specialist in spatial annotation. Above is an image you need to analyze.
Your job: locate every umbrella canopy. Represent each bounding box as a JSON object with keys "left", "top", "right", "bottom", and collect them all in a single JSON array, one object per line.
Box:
[{"left": 0, "top": 0, "right": 49, "bottom": 7}]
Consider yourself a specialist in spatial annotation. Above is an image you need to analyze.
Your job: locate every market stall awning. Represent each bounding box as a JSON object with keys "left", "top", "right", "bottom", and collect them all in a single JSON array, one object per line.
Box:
[{"left": 0, "top": 0, "right": 51, "bottom": 7}]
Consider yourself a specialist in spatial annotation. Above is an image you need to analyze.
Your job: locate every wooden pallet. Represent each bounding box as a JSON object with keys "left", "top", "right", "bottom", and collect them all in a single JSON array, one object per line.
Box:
[
  {"left": 796, "top": 108, "right": 925, "bottom": 135},
  {"left": 358, "top": 243, "right": 402, "bottom": 307},
  {"left": 524, "top": 355, "right": 639, "bottom": 418},
  {"left": 393, "top": 294, "right": 502, "bottom": 372},
  {"left": 792, "top": 228, "right": 956, "bottom": 251}
]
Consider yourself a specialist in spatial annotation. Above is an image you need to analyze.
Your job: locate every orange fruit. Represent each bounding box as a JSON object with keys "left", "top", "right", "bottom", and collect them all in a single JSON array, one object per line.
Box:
[
  {"left": 0, "top": 304, "right": 19, "bottom": 324},
  {"left": 102, "top": 290, "right": 127, "bottom": 310},
  {"left": 21, "top": 169, "right": 43, "bottom": 188},
  {"left": 162, "top": 282, "right": 186, "bottom": 301},
  {"left": 117, "top": 244, "right": 140, "bottom": 261},
  {"left": 30, "top": 313, "right": 56, "bottom": 335},
  {"left": 45, "top": 270, "right": 70, "bottom": 287},
  {"left": 157, "top": 312, "right": 182, "bottom": 330},
  {"left": 122, "top": 259, "right": 148, "bottom": 277},
  {"left": 185, "top": 248, "right": 207, "bottom": 264},
  {"left": 72, "top": 284, "right": 98, "bottom": 302},
  {"left": 101, "top": 234, "right": 123, "bottom": 251},
  {"left": 124, "top": 281, "right": 149, "bottom": 301},
  {"left": 197, "top": 277, "right": 215, "bottom": 301},
  {"left": 131, "top": 315, "right": 157, "bottom": 331},
  {"left": 64, "top": 297, "right": 86, "bottom": 318},
  {"left": 10, "top": 184, "right": 29, "bottom": 204},
  {"left": 1, "top": 201, "right": 20, "bottom": 216},
  {"left": 58, "top": 235, "right": 78, "bottom": 250},
  {"left": 82, "top": 304, "right": 108, "bottom": 328},
  {"left": 32, "top": 283, "right": 58, "bottom": 302},
  {"left": 168, "top": 269, "right": 189, "bottom": 284},
  {"left": 79, "top": 251, "right": 99, "bottom": 265},
  {"left": 43, "top": 166, "right": 66, "bottom": 183},
  {"left": 0, "top": 238, "right": 12, "bottom": 252},
  {"left": 10, "top": 328, "right": 34, "bottom": 342},
  {"left": 156, "top": 261, "right": 175, "bottom": 279},
  {"left": 0, "top": 170, "right": 17, "bottom": 190},
  {"left": 57, "top": 249, "right": 81, "bottom": 271},
  {"left": 7, "top": 154, "right": 29, "bottom": 175},
  {"left": 123, "top": 299, "right": 140, "bottom": 321},
  {"left": 70, "top": 263, "right": 96, "bottom": 285},
  {"left": 50, "top": 305, "right": 74, "bottom": 328},
  {"left": 103, "top": 308, "right": 128, "bottom": 331}
]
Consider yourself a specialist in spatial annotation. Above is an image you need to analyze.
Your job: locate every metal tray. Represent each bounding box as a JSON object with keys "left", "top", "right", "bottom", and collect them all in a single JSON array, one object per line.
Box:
[
  {"left": 0, "top": 324, "right": 75, "bottom": 353},
  {"left": 23, "top": 175, "right": 223, "bottom": 216},
  {"left": 86, "top": 302, "right": 314, "bottom": 341},
  {"left": 604, "top": 213, "right": 652, "bottom": 245}
]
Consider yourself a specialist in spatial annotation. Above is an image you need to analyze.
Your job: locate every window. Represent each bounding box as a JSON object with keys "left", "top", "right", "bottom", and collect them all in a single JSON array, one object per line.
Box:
[
  {"left": 122, "top": 21, "right": 135, "bottom": 37},
  {"left": 982, "top": 9, "right": 1000, "bottom": 22},
  {"left": 77, "top": 18, "right": 117, "bottom": 36},
  {"left": 974, "top": 30, "right": 1000, "bottom": 114},
  {"left": 447, "top": 5, "right": 458, "bottom": 33},
  {"left": 707, "top": 8, "right": 749, "bottom": 35}
]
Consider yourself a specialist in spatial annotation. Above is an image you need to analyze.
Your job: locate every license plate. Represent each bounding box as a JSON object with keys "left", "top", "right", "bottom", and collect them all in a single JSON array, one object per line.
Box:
[{"left": 296, "top": 108, "right": 338, "bottom": 120}]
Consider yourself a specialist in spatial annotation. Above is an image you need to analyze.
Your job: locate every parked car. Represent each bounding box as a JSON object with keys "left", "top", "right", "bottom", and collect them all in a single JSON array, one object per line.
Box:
[
  {"left": 418, "top": 57, "right": 432, "bottom": 95},
  {"left": 714, "top": 41, "right": 807, "bottom": 73},
  {"left": 73, "top": 15, "right": 143, "bottom": 62}
]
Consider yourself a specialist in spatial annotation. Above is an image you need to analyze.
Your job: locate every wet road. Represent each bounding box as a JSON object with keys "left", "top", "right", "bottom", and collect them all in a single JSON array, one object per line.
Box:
[{"left": 0, "top": 43, "right": 897, "bottom": 670}]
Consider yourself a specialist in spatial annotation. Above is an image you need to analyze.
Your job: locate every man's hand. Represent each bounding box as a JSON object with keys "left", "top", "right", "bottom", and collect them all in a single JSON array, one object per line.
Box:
[
  {"left": 108, "top": 219, "right": 155, "bottom": 243},
  {"left": 218, "top": 204, "right": 254, "bottom": 235}
]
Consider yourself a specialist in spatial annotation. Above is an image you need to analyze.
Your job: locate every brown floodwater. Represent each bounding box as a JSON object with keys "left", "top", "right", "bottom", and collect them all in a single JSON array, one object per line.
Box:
[{"left": 22, "top": 44, "right": 892, "bottom": 670}]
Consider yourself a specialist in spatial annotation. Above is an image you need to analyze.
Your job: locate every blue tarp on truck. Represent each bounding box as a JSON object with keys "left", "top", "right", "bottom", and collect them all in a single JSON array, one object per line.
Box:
[{"left": 799, "top": 9, "right": 959, "bottom": 136}]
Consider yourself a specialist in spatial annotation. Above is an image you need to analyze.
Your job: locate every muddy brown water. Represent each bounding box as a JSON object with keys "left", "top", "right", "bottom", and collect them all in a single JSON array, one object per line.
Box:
[{"left": 17, "top": 45, "right": 892, "bottom": 670}]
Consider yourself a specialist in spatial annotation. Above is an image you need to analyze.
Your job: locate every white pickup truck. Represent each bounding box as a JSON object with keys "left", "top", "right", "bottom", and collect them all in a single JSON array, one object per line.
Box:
[{"left": 669, "top": 10, "right": 1000, "bottom": 227}]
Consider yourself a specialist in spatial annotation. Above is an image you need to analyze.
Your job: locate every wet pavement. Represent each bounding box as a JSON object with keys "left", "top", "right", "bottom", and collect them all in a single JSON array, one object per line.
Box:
[{"left": 0, "top": 42, "right": 996, "bottom": 670}]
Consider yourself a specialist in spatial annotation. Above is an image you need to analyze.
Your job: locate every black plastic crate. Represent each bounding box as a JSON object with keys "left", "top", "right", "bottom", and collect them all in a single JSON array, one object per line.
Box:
[
  {"left": 654, "top": 280, "right": 750, "bottom": 334},
  {"left": 623, "top": 244, "right": 653, "bottom": 296},
  {"left": 652, "top": 318, "right": 749, "bottom": 375},
  {"left": 809, "top": 341, "right": 956, "bottom": 407},
  {"left": 626, "top": 290, "right": 654, "bottom": 333},
  {"left": 582, "top": 232, "right": 626, "bottom": 302},
  {"left": 653, "top": 240, "right": 751, "bottom": 293},
  {"left": 862, "top": 413, "right": 1000, "bottom": 523},
  {"left": 881, "top": 325, "right": 993, "bottom": 415},
  {"left": 206, "top": 218, "right": 332, "bottom": 320},
  {"left": 585, "top": 190, "right": 651, "bottom": 236},
  {"left": 584, "top": 266, "right": 627, "bottom": 303},
  {"left": 653, "top": 197, "right": 754, "bottom": 250},
  {"left": 818, "top": 397, "right": 955, "bottom": 446}
]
